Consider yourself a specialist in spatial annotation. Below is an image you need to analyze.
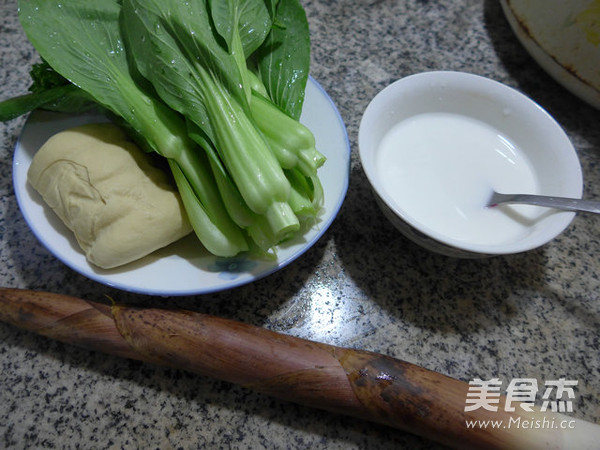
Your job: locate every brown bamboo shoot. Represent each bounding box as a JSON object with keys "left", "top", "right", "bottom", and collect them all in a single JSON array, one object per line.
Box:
[{"left": 0, "top": 288, "right": 597, "bottom": 449}]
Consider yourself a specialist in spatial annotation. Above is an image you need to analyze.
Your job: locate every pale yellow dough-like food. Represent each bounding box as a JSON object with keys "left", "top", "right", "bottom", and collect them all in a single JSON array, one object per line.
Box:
[{"left": 27, "top": 123, "right": 192, "bottom": 269}]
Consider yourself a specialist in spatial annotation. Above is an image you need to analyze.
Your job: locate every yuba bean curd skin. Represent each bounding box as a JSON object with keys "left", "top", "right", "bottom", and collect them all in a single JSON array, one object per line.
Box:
[
  {"left": 376, "top": 112, "right": 542, "bottom": 246},
  {"left": 27, "top": 123, "right": 193, "bottom": 269}
]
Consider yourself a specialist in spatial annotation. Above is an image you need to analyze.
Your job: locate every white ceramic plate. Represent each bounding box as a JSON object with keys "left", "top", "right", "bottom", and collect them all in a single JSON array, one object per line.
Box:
[
  {"left": 501, "top": 0, "right": 600, "bottom": 109},
  {"left": 13, "top": 77, "right": 350, "bottom": 296}
]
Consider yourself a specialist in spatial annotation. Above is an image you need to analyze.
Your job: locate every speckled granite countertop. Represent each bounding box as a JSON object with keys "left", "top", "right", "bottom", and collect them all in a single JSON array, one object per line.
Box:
[{"left": 1, "top": 0, "right": 599, "bottom": 449}]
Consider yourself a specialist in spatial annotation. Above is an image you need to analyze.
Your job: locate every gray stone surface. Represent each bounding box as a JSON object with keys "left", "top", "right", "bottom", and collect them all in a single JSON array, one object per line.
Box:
[{"left": 1, "top": 0, "right": 599, "bottom": 448}]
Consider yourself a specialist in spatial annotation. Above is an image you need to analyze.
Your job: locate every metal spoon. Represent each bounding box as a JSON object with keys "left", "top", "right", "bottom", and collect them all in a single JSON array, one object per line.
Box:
[{"left": 488, "top": 190, "right": 600, "bottom": 214}]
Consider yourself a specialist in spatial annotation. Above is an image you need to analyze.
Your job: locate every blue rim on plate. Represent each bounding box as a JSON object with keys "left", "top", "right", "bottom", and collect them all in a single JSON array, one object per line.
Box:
[{"left": 12, "top": 76, "right": 350, "bottom": 296}]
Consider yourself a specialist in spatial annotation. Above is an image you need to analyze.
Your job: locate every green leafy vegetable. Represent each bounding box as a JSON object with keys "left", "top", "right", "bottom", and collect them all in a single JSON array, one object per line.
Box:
[
  {"left": 3, "top": 0, "right": 324, "bottom": 258},
  {"left": 0, "top": 62, "right": 95, "bottom": 121},
  {"left": 123, "top": 0, "right": 311, "bottom": 243}
]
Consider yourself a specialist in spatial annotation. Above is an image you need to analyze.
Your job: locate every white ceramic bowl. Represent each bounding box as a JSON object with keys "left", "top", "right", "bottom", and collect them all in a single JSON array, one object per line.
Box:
[{"left": 358, "top": 71, "right": 583, "bottom": 258}]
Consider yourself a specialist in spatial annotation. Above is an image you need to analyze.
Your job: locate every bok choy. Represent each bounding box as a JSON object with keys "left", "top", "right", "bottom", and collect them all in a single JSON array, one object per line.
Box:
[{"left": 2, "top": 0, "right": 325, "bottom": 258}]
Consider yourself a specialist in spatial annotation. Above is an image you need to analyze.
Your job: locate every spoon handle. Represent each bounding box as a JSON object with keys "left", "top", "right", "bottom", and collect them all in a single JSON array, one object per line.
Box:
[{"left": 491, "top": 193, "right": 600, "bottom": 214}]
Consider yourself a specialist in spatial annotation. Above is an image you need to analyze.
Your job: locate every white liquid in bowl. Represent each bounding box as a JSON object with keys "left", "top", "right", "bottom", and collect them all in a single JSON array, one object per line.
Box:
[{"left": 376, "top": 112, "right": 544, "bottom": 246}]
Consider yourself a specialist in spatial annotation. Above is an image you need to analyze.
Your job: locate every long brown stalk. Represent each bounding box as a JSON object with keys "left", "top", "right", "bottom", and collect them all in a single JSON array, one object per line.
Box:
[{"left": 0, "top": 288, "right": 597, "bottom": 449}]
